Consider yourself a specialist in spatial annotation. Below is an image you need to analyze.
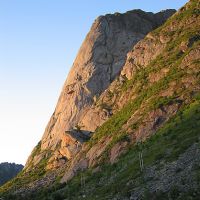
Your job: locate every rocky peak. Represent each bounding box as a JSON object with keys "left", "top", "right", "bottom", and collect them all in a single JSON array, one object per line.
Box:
[
  {"left": 2, "top": 1, "right": 200, "bottom": 198},
  {"left": 25, "top": 9, "right": 176, "bottom": 170}
]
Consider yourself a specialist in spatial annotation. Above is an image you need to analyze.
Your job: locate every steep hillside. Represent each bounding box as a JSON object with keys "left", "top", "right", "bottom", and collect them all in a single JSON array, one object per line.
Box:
[
  {"left": 0, "top": 8, "right": 175, "bottom": 194},
  {"left": 0, "top": 163, "right": 23, "bottom": 186},
  {"left": 24, "top": 8, "right": 175, "bottom": 173},
  {"left": 59, "top": 0, "right": 199, "bottom": 184},
  {"left": 0, "top": 0, "right": 199, "bottom": 199}
]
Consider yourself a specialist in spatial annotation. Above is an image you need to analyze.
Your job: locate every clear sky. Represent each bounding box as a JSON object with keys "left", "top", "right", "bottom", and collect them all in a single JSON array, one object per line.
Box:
[{"left": 0, "top": 0, "right": 188, "bottom": 165}]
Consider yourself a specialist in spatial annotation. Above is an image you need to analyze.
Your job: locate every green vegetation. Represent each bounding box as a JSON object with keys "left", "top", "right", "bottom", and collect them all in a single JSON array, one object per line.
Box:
[
  {"left": 0, "top": 142, "right": 52, "bottom": 195},
  {"left": 50, "top": 99, "right": 200, "bottom": 199},
  {"left": 87, "top": 0, "right": 200, "bottom": 148},
  {"left": 3, "top": 98, "right": 200, "bottom": 200},
  {"left": 30, "top": 141, "right": 42, "bottom": 159},
  {"left": 154, "top": 0, "right": 199, "bottom": 35}
]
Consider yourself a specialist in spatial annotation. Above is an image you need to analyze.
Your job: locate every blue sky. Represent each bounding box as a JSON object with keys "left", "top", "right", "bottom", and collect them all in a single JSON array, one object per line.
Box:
[{"left": 0, "top": 0, "right": 188, "bottom": 165}]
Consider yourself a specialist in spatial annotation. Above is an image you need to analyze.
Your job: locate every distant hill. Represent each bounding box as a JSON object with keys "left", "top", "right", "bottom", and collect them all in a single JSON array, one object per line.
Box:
[{"left": 0, "top": 163, "right": 23, "bottom": 186}]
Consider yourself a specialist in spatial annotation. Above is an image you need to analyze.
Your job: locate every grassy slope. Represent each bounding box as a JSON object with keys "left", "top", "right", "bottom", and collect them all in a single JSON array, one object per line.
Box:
[
  {"left": 0, "top": 142, "right": 52, "bottom": 195},
  {"left": 88, "top": 0, "right": 200, "bottom": 148},
  {"left": 6, "top": 95, "right": 200, "bottom": 200},
  {"left": 64, "top": 98, "right": 200, "bottom": 200}
]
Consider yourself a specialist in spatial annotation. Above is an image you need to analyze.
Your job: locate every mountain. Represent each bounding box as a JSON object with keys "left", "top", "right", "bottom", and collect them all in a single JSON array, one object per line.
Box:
[
  {"left": 25, "top": 8, "right": 175, "bottom": 172},
  {"left": 0, "top": 0, "right": 199, "bottom": 199},
  {"left": 0, "top": 163, "right": 23, "bottom": 186}
]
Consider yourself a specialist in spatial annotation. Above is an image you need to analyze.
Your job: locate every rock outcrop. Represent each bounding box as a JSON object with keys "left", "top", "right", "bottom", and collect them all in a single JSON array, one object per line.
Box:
[
  {"left": 61, "top": 0, "right": 200, "bottom": 182},
  {"left": 25, "top": 9, "right": 176, "bottom": 170}
]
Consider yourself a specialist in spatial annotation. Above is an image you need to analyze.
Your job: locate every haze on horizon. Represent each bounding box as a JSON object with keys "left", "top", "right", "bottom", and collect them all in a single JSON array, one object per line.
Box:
[{"left": 0, "top": 0, "right": 188, "bottom": 165}]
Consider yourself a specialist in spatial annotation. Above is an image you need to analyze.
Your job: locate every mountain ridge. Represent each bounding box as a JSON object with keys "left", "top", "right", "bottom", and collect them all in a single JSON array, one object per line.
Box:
[
  {"left": 0, "top": 163, "right": 23, "bottom": 186},
  {"left": 0, "top": 0, "right": 199, "bottom": 199}
]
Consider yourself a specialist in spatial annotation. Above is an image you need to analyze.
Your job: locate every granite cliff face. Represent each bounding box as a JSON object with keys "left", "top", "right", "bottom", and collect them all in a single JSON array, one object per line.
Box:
[
  {"left": 25, "top": 9, "right": 175, "bottom": 170},
  {"left": 1, "top": 0, "right": 200, "bottom": 199}
]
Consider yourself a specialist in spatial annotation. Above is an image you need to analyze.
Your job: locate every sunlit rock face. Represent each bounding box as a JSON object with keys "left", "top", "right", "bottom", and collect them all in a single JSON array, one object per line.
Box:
[{"left": 25, "top": 9, "right": 176, "bottom": 169}]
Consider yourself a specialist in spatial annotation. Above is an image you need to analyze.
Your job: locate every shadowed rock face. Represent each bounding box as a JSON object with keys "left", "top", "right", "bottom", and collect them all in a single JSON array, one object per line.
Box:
[{"left": 25, "top": 9, "right": 176, "bottom": 169}]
